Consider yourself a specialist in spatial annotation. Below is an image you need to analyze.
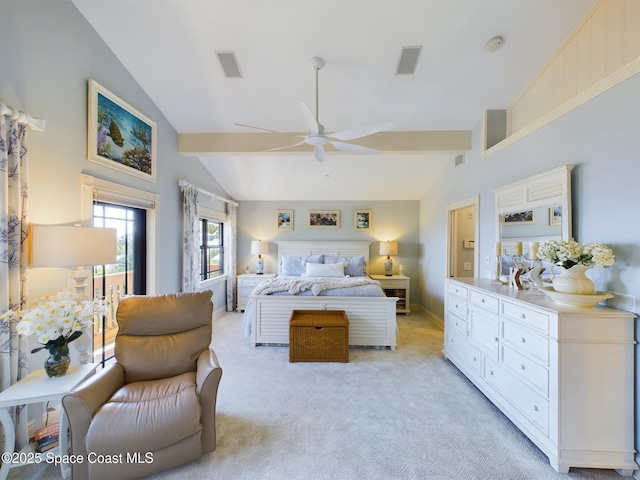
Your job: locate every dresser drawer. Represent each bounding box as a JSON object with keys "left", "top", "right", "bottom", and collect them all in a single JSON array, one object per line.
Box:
[
  {"left": 446, "top": 294, "right": 467, "bottom": 319},
  {"left": 502, "top": 320, "right": 549, "bottom": 367},
  {"left": 446, "top": 282, "right": 468, "bottom": 299},
  {"left": 501, "top": 301, "right": 549, "bottom": 335},
  {"left": 468, "top": 305, "right": 499, "bottom": 361},
  {"left": 377, "top": 278, "right": 409, "bottom": 290},
  {"left": 501, "top": 344, "right": 549, "bottom": 397},
  {"left": 238, "top": 276, "right": 271, "bottom": 288},
  {"left": 484, "top": 357, "right": 549, "bottom": 436},
  {"left": 446, "top": 311, "right": 468, "bottom": 337},
  {"left": 469, "top": 290, "right": 499, "bottom": 314},
  {"left": 446, "top": 329, "right": 481, "bottom": 375}
]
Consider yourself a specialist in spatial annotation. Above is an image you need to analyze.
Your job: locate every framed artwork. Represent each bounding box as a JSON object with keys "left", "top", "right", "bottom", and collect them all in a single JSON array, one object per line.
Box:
[
  {"left": 307, "top": 210, "right": 340, "bottom": 229},
  {"left": 501, "top": 210, "right": 534, "bottom": 225},
  {"left": 354, "top": 210, "right": 372, "bottom": 231},
  {"left": 88, "top": 79, "right": 157, "bottom": 182},
  {"left": 276, "top": 209, "right": 293, "bottom": 231},
  {"left": 550, "top": 205, "right": 562, "bottom": 226}
]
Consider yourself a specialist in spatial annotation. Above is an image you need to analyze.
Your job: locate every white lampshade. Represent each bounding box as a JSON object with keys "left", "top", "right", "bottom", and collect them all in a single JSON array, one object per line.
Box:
[
  {"left": 379, "top": 241, "right": 398, "bottom": 257},
  {"left": 28, "top": 225, "right": 118, "bottom": 267},
  {"left": 250, "top": 240, "right": 269, "bottom": 255}
]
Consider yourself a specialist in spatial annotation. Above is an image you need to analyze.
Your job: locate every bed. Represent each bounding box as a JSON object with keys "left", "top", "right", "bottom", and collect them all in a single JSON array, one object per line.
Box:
[{"left": 242, "top": 240, "right": 398, "bottom": 350}]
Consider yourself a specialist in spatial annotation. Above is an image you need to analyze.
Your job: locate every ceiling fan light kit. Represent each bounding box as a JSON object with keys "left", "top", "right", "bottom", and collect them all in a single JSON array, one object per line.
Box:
[{"left": 236, "top": 56, "right": 393, "bottom": 162}]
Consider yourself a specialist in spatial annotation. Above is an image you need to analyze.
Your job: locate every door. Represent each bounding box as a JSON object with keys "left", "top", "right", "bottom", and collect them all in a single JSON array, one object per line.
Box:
[
  {"left": 447, "top": 196, "right": 479, "bottom": 278},
  {"left": 92, "top": 201, "right": 147, "bottom": 364}
]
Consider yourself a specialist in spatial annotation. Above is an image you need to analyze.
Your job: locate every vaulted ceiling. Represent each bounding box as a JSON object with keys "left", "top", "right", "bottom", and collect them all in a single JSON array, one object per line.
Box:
[{"left": 71, "top": 0, "right": 596, "bottom": 200}]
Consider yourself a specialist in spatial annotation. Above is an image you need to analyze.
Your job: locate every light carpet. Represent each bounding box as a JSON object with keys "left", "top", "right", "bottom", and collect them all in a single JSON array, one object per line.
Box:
[{"left": 12, "top": 311, "right": 625, "bottom": 479}]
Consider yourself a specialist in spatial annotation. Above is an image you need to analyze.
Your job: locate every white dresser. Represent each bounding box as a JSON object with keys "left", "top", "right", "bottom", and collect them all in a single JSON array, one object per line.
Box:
[
  {"left": 236, "top": 273, "right": 276, "bottom": 311},
  {"left": 444, "top": 277, "right": 636, "bottom": 475}
]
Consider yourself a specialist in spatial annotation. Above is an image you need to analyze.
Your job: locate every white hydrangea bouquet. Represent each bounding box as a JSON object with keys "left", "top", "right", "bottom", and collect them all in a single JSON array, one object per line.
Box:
[
  {"left": 2, "top": 289, "right": 109, "bottom": 355},
  {"left": 536, "top": 239, "right": 615, "bottom": 269}
]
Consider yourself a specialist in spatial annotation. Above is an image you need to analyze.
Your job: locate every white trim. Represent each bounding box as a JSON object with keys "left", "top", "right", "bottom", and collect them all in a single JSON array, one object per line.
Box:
[
  {"left": 80, "top": 174, "right": 159, "bottom": 294},
  {"left": 179, "top": 180, "right": 238, "bottom": 206},
  {"left": 199, "top": 205, "right": 227, "bottom": 223}
]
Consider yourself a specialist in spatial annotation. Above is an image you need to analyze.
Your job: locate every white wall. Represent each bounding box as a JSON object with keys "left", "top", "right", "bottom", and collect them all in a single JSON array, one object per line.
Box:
[
  {"left": 0, "top": 0, "right": 231, "bottom": 310},
  {"left": 237, "top": 200, "right": 420, "bottom": 304},
  {"left": 419, "top": 72, "right": 640, "bottom": 451}
]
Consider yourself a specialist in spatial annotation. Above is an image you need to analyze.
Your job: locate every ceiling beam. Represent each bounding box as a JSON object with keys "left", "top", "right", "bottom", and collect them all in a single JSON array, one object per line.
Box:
[{"left": 178, "top": 130, "right": 471, "bottom": 156}]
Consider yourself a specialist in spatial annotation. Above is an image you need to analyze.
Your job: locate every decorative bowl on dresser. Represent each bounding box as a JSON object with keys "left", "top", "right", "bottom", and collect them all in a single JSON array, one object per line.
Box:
[{"left": 444, "top": 277, "right": 637, "bottom": 476}]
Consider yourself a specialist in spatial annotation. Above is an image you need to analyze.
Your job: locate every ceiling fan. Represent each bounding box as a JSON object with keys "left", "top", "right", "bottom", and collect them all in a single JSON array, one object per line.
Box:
[{"left": 236, "top": 56, "right": 394, "bottom": 162}]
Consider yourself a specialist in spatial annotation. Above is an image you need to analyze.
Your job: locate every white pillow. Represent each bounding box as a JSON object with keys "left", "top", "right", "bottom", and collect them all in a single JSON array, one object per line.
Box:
[{"left": 304, "top": 262, "right": 345, "bottom": 277}]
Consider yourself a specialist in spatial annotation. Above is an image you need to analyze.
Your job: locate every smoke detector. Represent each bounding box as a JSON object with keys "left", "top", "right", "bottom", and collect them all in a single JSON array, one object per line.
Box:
[{"left": 485, "top": 36, "right": 504, "bottom": 53}]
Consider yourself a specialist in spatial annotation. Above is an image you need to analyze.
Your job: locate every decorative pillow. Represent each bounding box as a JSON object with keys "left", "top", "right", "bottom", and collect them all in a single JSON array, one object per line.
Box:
[
  {"left": 280, "top": 254, "right": 323, "bottom": 276},
  {"left": 343, "top": 255, "right": 367, "bottom": 276},
  {"left": 304, "top": 262, "right": 345, "bottom": 277}
]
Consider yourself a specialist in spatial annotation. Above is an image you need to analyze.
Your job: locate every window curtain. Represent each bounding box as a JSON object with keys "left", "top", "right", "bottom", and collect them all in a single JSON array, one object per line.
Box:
[
  {"left": 0, "top": 117, "right": 30, "bottom": 450},
  {"left": 226, "top": 203, "right": 237, "bottom": 311},
  {"left": 182, "top": 185, "right": 200, "bottom": 292}
]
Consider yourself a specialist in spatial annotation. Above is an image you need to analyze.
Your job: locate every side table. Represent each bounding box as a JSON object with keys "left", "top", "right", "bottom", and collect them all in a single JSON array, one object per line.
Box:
[{"left": 0, "top": 363, "right": 99, "bottom": 480}]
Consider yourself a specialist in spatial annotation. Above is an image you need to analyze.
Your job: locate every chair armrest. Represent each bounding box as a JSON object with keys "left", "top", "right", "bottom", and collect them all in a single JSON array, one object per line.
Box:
[
  {"left": 61, "top": 363, "right": 125, "bottom": 478},
  {"left": 196, "top": 348, "right": 223, "bottom": 453}
]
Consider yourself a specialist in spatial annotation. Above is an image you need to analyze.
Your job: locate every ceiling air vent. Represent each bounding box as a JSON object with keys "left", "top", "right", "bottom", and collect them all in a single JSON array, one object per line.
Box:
[
  {"left": 216, "top": 51, "right": 242, "bottom": 78},
  {"left": 454, "top": 155, "right": 465, "bottom": 167},
  {"left": 396, "top": 46, "right": 422, "bottom": 75}
]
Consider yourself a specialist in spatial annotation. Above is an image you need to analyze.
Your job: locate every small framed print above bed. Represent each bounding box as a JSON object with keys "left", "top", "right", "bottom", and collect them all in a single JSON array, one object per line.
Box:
[
  {"left": 308, "top": 210, "right": 340, "bottom": 229},
  {"left": 354, "top": 210, "right": 372, "bottom": 231},
  {"left": 276, "top": 209, "right": 293, "bottom": 231}
]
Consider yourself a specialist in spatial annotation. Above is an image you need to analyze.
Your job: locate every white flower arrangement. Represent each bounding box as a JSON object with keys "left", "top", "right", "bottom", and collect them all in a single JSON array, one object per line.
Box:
[
  {"left": 1, "top": 289, "right": 109, "bottom": 355},
  {"left": 536, "top": 239, "right": 615, "bottom": 269}
]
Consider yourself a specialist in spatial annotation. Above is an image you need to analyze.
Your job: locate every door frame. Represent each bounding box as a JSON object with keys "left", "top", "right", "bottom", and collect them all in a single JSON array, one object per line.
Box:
[{"left": 446, "top": 195, "right": 479, "bottom": 278}]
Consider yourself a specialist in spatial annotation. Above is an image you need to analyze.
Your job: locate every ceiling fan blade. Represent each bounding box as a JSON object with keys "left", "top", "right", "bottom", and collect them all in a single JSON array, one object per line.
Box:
[
  {"left": 265, "top": 139, "right": 307, "bottom": 152},
  {"left": 235, "top": 123, "right": 298, "bottom": 137},
  {"left": 314, "top": 145, "right": 325, "bottom": 162},
  {"left": 329, "top": 141, "right": 380, "bottom": 155},
  {"left": 330, "top": 121, "right": 394, "bottom": 141},
  {"left": 300, "top": 102, "right": 320, "bottom": 135}
]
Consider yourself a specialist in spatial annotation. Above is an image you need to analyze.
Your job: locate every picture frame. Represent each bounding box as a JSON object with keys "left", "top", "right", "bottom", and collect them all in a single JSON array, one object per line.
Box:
[
  {"left": 550, "top": 205, "right": 562, "bottom": 226},
  {"left": 307, "top": 210, "right": 340, "bottom": 229},
  {"left": 276, "top": 209, "right": 293, "bottom": 231},
  {"left": 88, "top": 79, "right": 157, "bottom": 182},
  {"left": 354, "top": 210, "right": 372, "bottom": 231},
  {"left": 501, "top": 210, "right": 534, "bottom": 225}
]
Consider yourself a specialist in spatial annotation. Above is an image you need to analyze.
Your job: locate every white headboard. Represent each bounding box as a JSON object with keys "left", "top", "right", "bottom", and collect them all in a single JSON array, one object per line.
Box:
[{"left": 276, "top": 241, "right": 371, "bottom": 274}]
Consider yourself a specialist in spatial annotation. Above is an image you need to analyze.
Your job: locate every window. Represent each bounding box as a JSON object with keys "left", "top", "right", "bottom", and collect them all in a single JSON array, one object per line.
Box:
[{"left": 200, "top": 218, "right": 224, "bottom": 281}]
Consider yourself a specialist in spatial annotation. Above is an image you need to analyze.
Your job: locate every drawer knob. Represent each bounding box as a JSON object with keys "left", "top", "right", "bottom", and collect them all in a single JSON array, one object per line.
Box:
[
  {"left": 520, "top": 364, "right": 526, "bottom": 370},
  {"left": 533, "top": 405, "right": 539, "bottom": 412},
  {"left": 521, "top": 313, "right": 526, "bottom": 319},
  {"left": 473, "top": 356, "right": 477, "bottom": 361},
  {"left": 520, "top": 337, "right": 526, "bottom": 343},
  {"left": 489, "top": 370, "right": 494, "bottom": 376},
  {"left": 481, "top": 298, "right": 485, "bottom": 303}
]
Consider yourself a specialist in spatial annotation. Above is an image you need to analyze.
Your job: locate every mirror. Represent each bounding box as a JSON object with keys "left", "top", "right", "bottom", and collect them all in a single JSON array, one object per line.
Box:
[{"left": 493, "top": 165, "right": 573, "bottom": 257}]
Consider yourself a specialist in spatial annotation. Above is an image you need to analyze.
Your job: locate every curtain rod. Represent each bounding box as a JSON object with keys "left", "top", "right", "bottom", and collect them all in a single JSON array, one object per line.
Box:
[
  {"left": 179, "top": 180, "right": 238, "bottom": 206},
  {"left": 0, "top": 102, "right": 46, "bottom": 131}
]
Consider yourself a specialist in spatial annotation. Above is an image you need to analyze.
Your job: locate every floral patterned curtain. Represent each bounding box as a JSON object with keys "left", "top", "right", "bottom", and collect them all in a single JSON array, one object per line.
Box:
[
  {"left": 0, "top": 116, "right": 30, "bottom": 450},
  {"left": 226, "top": 203, "right": 237, "bottom": 311},
  {"left": 182, "top": 185, "right": 200, "bottom": 292}
]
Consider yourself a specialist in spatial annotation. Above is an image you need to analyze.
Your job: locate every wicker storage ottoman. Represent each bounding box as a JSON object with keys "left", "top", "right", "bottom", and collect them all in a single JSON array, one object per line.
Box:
[{"left": 289, "top": 310, "right": 349, "bottom": 363}]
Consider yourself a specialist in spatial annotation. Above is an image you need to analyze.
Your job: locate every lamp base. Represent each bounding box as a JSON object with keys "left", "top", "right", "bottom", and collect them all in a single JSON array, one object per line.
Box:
[
  {"left": 256, "top": 256, "right": 264, "bottom": 275},
  {"left": 384, "top": 257, "right": 393, "bottom": 276}
]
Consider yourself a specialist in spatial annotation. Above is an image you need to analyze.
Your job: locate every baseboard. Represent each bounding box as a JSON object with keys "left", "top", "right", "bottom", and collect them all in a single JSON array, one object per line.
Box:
[
  {"left": 411, "top": 304, "right": 444, "bottom": 330},
  {"left": 633, "top": 455, "right": 640, "bottom": 479},
  {"left": 213, "top": 305, "right": 228, "bottom": 320}
]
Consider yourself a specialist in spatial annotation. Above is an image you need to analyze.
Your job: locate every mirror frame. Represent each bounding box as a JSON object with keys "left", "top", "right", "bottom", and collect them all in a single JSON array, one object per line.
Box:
[{"left": 492, "top": 165, "right": 573, "bottom": 251}]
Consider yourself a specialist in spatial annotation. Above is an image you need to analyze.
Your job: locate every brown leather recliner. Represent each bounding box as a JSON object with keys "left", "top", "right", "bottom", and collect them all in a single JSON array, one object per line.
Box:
[{"left": 62, "top": 291, "right": 222, "bottom": 480}]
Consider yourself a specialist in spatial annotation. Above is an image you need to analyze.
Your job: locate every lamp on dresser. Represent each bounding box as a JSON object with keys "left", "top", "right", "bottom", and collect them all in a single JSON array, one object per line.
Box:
[
  {"left": 28, "top": 224, "right": 117, "bottom": 363},
  {"left": 251, "top": 240, "right": 269, "bottom": 274},
  {"left": 379, "top": 241, "right": 398, "bottom": 276}
]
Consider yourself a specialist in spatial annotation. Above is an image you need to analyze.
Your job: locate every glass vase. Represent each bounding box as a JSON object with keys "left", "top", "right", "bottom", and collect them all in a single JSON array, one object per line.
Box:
[{"left": 44, "top": 344, "right": 71, "bottom": 378}]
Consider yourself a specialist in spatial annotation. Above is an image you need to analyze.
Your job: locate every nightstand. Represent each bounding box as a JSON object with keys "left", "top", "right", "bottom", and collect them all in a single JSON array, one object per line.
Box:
[
  {"left": 370, "top": 274, "right": 411, "bottom": 314},
  {"left": 0, "top": 363, "right": 99, "bottom": 480},
  {"left": 236, "top": 273, "right": 276, "bottom": 311}
]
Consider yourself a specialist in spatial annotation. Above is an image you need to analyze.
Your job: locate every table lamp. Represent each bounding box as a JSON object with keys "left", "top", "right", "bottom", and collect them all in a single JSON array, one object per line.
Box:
[
  {"left": 379, "top": 241, "right": 398, "bottom": 276},
  {"left": 251, "top": 240, "right": 269, "bottom": 274},
  {"left": 28, "top": 224, "right": 117, "bottom": 363}
]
